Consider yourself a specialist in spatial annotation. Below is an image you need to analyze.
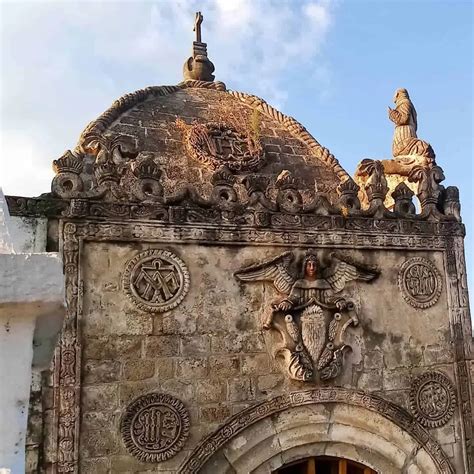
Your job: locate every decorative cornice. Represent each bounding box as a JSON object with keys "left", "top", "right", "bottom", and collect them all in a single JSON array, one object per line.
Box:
[{"left": 5, "top": 192, "right": 464, "bottom": 237}]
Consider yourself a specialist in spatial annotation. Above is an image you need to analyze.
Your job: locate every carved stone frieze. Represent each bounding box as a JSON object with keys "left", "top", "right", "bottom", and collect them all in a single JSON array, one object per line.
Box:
[
  {"left": 409, "top": 372, "right": 456, "bottom": 428},
  {"left": 177, "top": 120, "right": 265, "bottom": 172},
  {"left": 235, "top": 251, "right": 379, "bottom": 382},
  {"left": 121, "top": 393, "right": 190, "bottom": 463},
  {"left": 179, "top": 388, "right": 454, "bottom": 474},
  {"left": 123, "top": 249, "right": 190, "bottom": 312},
  {"left": 398, "top": 257, "right": 442, "bottom": 309}
]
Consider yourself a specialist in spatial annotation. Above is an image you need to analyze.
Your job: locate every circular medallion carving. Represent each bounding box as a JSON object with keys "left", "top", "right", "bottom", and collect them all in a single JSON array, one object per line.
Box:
[
  {"left": 398, "top": 257, "right": 442, "bottom": 308},
  {"left": 123, "top": 249, "right": 190, "bottom": 312},
  {"left": 409, "top": 372, "right": 456, "bottom": 428},
  {"left": 121, "top": 393, "right": 190, "bottom": 463},
  {"left": 186, "top": 122, "right": 265, "bottom": 172}
]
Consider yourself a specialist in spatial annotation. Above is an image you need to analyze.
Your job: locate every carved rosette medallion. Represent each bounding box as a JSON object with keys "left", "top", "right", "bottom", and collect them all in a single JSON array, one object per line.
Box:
[
  {"left": 121, "top": 393, "right": 190, "bottom": 463},
  {"left": 409, "top": 372, "right": 456, "bottom": 428},
  {"left": 123, "top": 249, "right": 190, "bottom": 312},
  {"left": 398, "top": 257, "right": 442, "bottom": 308},
  {"left": 182, "top": 121, "right": 265, "bottom": 172}
]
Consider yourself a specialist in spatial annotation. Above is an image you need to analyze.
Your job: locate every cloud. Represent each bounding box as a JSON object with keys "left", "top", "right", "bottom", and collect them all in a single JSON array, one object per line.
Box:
[{"left": 0, "top": 0, "right": 335, "bottom": 197}]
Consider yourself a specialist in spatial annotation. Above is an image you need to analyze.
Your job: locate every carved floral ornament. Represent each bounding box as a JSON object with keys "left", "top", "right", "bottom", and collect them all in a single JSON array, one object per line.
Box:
[
  {"left": 121, "top": 393, "right": 190, "bottom": 463},
  {"left": 398, "top": 257, "right": 442, "bottom": 309},
  {"left": 409, "top": 371, "right": 456, "bottom": 428},
  {"left": 123, "top": 249, "right": 190, "bottom": 312},
  {"left": 176, "top": 119, "right": 265, "bottom": 172},
  {"left": 235, "top": 251, "right": 379, "bottom": 383}
]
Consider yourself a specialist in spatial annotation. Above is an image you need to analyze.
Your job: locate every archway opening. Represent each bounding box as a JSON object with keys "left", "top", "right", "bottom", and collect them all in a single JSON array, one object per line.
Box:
[{"left": 273, "top": 456, "right": 376, "bottom": 474}]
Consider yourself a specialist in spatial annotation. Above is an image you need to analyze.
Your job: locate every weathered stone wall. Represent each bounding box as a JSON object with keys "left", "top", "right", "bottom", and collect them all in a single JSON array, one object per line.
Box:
[
  {"left": 13, "top": 81, "right": 471, "bottom": 474},
  {"left": 103, "top": 88, "right": 341, "bottom": 198},
  {"left": 70, "top": 241, "right": 464, "bottom": 473}
]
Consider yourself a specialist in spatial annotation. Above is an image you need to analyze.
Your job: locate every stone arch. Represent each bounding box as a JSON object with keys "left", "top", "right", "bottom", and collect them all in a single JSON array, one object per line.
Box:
[{"left": 179, "top": 388, "right": 453, "bottom": 474}]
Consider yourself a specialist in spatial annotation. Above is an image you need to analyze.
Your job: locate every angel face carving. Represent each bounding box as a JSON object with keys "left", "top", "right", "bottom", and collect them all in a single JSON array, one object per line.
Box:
[{"left": 235, "top": 251, "right": 379, "bottom": 383}]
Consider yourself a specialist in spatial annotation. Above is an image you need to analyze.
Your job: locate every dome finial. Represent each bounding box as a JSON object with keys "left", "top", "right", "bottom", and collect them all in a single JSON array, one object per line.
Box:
[{"left": 183, "top": 11, "right": 215, "bottom": 82}]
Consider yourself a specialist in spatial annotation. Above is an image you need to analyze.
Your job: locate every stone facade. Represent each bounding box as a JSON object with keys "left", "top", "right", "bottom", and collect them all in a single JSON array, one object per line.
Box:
[{"left": 4, "top": 19, "right": 473, "bottom": 474}]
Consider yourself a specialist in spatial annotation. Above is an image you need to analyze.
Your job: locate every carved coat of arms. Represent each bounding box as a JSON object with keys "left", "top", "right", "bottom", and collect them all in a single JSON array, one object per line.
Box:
[
  {"left": 235, "top": 252, "right": 379, "bottom": 382},
  {"left": 177, "top": 119, "right": 265, "bottom": 172}
]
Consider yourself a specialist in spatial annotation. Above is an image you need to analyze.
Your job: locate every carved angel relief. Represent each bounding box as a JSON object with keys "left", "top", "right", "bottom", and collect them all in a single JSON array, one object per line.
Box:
[{"left": 235, "top": 252, "right": 379, "bottom": 383}]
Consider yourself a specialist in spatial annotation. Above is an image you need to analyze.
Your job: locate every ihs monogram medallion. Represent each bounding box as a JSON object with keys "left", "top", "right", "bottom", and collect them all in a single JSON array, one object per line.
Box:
[
  {"left": 398, "top": 257, "right": 442, "bottom": 309},
  {"left": 409, "top": 371, "right": 456, "bottom": 428},
  {"left": 123, "top": 249, "right": 190, "bottom": 312},
  {"left": 235, "top": 251, "right": 379, "bottom": 382},
  {"left": 121, "top": 393, "right": 190, "bottom": 463},
  {"left": 177, "top": 120, "right": 265, "bottom": 172}
]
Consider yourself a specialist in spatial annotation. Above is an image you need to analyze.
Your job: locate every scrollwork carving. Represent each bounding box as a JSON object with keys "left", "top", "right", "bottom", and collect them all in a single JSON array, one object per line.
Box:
[
  {"left": 51, "top": 150, "right": 84, "bottom": 199},
  {"left": 392, "top": 182, "right": 416, "bottom": 216}
]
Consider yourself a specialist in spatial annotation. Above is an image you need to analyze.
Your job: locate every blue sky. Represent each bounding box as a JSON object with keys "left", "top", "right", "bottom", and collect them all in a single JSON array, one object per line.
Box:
[{"left": 0, "top": 0, "right": 472, "bottom": 289}]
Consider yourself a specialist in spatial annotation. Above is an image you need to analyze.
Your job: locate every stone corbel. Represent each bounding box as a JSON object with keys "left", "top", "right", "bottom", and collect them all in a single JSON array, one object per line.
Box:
[
  {"left": 356, "top": 159, "right": 390, "bottom": 218},
  {"left": 408, "top": 165, "right": 446, "bottom": 221},
  {"left": 130, "top": 153, "right": 163, "bottom": 202},
  {"left": 275, "top": 170, "right": 303, "bottom": 213},
  {"left": 442, "top": 186, "right": 461, "bottom": 222},
  {"left": 242, "top": 174, "right": 277, "bottom": 211},
  {"left": 51, "top": 150, "right": 84, "bottom": 199},
  {"left": 336, "top": 177, "right": 361, "bottom": 215},
  {"left": 210, "top": 166, "right": 241, "bottom": 211},
  {"left": 391, "top": 182, "right": 416, "bottom": 216}
]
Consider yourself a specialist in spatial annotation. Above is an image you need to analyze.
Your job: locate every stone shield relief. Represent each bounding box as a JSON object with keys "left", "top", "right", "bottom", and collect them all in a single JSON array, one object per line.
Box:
[
  {"left": 120, "top": 393, "right": 190, "bottom": 463},
  {"left": 398, "top": 257, "right": 442, "bottom": 308},
  {"left": 123, "top": 249, "right": 190, "bottom": 312},
  {"left": 235, "top": 251, "right": 379, "bottom": 383}
]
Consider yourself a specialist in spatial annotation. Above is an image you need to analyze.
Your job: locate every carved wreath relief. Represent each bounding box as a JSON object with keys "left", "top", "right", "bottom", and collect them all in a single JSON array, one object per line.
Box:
[
  {"left": 398, "top": 257, "right": 442, "bottom": 308},
  {"left": 180, "top": 120, "right": 265, "bottom": 172},
  {"left": 121, "top": 393, "right": 190, "bottom": 462},
  {"left": 410, "top": 372, "right": 456, "bottom": 428},
  {"left": 123, "top": 249, "right": 190, "bottom": 312},
  {"left": 235, "top": 251, "right": 379, "bottom": 382}
]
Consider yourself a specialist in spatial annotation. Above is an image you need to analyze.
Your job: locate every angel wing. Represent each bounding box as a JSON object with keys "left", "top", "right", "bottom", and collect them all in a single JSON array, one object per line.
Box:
[
  {"left": 234, "top": 251, "right": 296, "bottom": 295},
  {"left": 322, "top": 254, "right": 379, "bottom": 293}
]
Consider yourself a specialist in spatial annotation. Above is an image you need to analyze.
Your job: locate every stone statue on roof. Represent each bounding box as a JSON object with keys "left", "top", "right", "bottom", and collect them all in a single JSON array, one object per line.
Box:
[{"left": 388, "top": 88, "right": 435, "bottom": 161}]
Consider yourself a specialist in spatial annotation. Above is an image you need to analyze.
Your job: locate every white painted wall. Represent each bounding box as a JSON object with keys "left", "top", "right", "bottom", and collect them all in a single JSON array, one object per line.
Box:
[{"left": 0, "top": 190, "right": 65, "bottom": 474}]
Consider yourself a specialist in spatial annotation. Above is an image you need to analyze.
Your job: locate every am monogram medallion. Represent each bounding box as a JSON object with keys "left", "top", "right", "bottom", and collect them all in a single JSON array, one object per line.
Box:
[
  {"left": 123, "top": 249, "right": 190, "bottom": 312},
  {"left": 121, "top": 393, "right": 190, "bottom": 462}
]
